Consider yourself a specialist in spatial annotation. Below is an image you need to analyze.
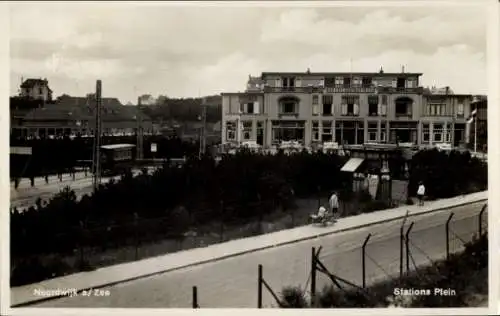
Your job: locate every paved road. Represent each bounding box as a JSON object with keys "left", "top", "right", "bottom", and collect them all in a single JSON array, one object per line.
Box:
[
  {"left": 10, "top": 167, "right": 156, "bottom": 211},
  {"left": 31, "top": 201, "right": 486, "bottom": 308}
]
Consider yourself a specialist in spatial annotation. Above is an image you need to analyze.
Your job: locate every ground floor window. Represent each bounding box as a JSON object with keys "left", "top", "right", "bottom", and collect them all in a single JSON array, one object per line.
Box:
[
  {"left": 380, "top": 123, "right": 387, "bottom": 142},
  {"left": 312, "top": 121, "right": 320, "bottom": 141},
  {"left": 256, "top": 121, "right": 264, "bottom": 145},
  {"left": 271, "top": 121, "right": 305, "bottom": 144},
  {"left": 454, "top": 123, "right": 465, "bottom": 147},
  {"left": 367, "top": 122, "right": 377, "bottom": 142},
  {"left": 335, "top": 120, "right": 363, "bottom": 145},
  {"left": 242, "top": 121, "right": 252, "bottom": 140},
  {"left": 356, "top": 121, "right": 364, "bottom": 144},
  {"left": 422, "top": 123, "right": 430, "bottom": 143},
  {"left": 389, "top": 122, "right": 418, "bottom": 144},
  {"left": 433, "top": 123, "right": 443, "bottom": 142},
  {"left": 444, "top": 123, "right": 451, "bottom": 143},
  {"left": 226, "top": 121, "right": 236, "bottom": 141},
  {"left": 321, "top": 120, "right": 333, "bottom": 142}
]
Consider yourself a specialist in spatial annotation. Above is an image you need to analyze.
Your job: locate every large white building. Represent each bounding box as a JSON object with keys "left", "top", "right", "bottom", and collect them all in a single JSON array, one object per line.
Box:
[{"left": 221, "top": 69, "right": 482, "bottom": 149}]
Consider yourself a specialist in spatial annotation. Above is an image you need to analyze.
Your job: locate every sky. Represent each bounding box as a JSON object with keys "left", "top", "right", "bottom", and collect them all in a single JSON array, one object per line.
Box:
[{"left": 9, "top": 2, "right": 488, "bottom": 104}]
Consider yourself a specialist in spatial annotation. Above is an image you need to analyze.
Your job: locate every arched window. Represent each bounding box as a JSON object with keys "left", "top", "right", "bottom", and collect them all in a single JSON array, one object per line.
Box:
[{"left": 278, "top": 96, "right": 300, "bottom": 115}]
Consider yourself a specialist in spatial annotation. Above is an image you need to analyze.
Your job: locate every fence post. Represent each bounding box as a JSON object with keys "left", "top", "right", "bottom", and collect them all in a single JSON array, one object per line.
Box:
[
  {"left": 405, "top": 222, "right": 414, "bottom": 274},
  {"left": 446, "top": 212, "right": 454, "bottom": 261},
  {"left": 311, "top": 247, "right": 317, "bottom": 306},
  {"left": 362, "top": 233, "right": 372, "bottom": 288},
  {"left": 399, "top": 220, "right": 405, "bottom": 281},
  {"left": 192, "top": 286, "right": 198, "bottom": 308},
  {"left": 258, "top": 264, "right": 263, "bottom": 308},
  {"left": 479, "top": 204, "right": 487, "bottom": 236}
]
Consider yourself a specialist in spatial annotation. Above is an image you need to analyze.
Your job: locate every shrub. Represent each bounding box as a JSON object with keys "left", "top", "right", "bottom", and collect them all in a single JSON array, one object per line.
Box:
[
  {"left": 279, "top": 286, "right": 309, "bottom": 308},
  {"left": 406, "top": 198, "right": 414, "bottom": 205},
  {"left": 363, "top": 200, "right": 391, "bottom": 213},
  {"left": 11, "top": 256, "right": 72, "bottom": 287}
]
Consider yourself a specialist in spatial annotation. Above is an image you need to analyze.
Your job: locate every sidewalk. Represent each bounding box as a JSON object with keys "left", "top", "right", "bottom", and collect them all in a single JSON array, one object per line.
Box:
[{"left": 10, "top": 190, "right": 488, "bottom": 307}]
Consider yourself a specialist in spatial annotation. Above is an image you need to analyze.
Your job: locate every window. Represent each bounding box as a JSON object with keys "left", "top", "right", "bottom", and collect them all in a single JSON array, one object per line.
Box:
[
  {"left": 433, "top": 123, "right": 443, "bottom": 142},
  {"left": 39, "top": 87, "right": 43, "bottom": 94},
  {"left": 240, "top": 102, "right": 256, "bottom": 114},
  {"left": 343, "top": 77, "right": 351, "bottom": 88},
  {"left": 362, "top": 77, "right": 372, "bottom": 88},
  {"left": 368, "top": 95, "right": 378, "bottom": 116},
  {"left": 322, "top": 103, "right": 333, "bottom": 115},
  {"left": 242, "top": 121, "right": 252, "bottom": 140},
  {"left": 312, "top": 95, "right": 319, "bottom": 105},
  {"left": 426, "top": 103, "right": 446, "bottom": 116},
  {"left": 395, "top": 99, "right": 412, "bottom": 116},
  {"left": 226, "top": 121, "right": 236, "bottom": 140},
  {"left": 282, "top": 77, "right": 296, "bottom": 88},
  {"left": 457, "top": 103, "right": 464, "bottom": 117},
  {"left": 247, "top": 102, "right": 254, "bottom": 114},
  {"left": 312, "top": 103, "right": 319, "bottom": 116},
  {"left": 380, "top": 123, "right": 387, "bottom": 142},
  {"left": 368, "top": 122, "right": 377, "bottom": 142},
  {"left": 325, "top": 77, "right": 335, "bottom": 88},
  {"left": 322, "top": 121, "right": 333, "bottom": 142},
  {"left": 397, "top": 78, "right": 406, "bottom": 89},
  {"left": 282, "top": 102, "right": 296, "bottom": 114},
  {"left": 381, "top": 95, "right": 388, "bottom": 105},
  {"left": 322, "top": 94, "right": 333, "bottom": 104},
  {"left": 422, "top": 123, "right": 430, "bottom": 143},
  {"left": 341, "top": 95, "right": 359, "bottom": 116},
  {"left": 312, "top": 121, "right": 320, "bottom": 141}
]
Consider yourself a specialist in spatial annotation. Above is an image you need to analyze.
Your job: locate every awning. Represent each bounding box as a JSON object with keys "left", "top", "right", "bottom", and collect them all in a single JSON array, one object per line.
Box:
[{"left": 340, "top": 158, "right": 364, "bottom": 172}]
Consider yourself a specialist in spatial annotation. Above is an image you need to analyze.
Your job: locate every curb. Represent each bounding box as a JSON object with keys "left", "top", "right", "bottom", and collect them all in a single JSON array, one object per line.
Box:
[{"left": 11, "top": 196, "right": 488, "bottom": 307}]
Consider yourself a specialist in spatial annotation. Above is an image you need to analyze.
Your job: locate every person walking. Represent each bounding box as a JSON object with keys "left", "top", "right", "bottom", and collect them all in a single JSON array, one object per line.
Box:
[
  {"left": 417, "top": 182, "right": 425, "bottom": 206},
  {"left": 329, "top": 191, "right": 339, "bottom": 220}
]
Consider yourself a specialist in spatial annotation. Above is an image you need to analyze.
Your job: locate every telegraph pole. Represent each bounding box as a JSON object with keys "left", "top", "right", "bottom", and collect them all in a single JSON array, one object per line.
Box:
[
  {"left": 136, "top": 105, "right": 144, "bottom": 160},
  {"left": 92, "top": 80, "right": 102, "bottom": 192},
  {"left": 201, "top": 97, "right": 207, "bottom": 156}
]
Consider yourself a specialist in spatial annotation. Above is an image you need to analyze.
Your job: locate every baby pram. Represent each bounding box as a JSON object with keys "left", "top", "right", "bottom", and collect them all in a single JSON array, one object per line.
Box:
[{"left": 309, "top": 206, "right": 334, "bottom": 226}]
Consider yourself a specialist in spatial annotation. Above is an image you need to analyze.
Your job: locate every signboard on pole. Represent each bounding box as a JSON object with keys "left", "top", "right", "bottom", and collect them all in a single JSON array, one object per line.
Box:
[{"left": 151, "top": 143, "right": 157, "bottom": 153}]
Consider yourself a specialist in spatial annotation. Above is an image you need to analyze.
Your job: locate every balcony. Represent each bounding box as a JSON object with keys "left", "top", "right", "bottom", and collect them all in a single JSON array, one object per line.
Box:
[
  {"left": 278, "top": 112, "right": 300, "bottom": 119},
  {"left": 325, "top": 86, "right": 376, "bottom": 93},
  {"left": 342, "top": 113, "right": 360, "bottom": 117},
  {"left": 376, "top": 86, "right": 424, "bottom": 94},
  {"left": 264, "top": 86, "right": 323, "bottom": 93}
]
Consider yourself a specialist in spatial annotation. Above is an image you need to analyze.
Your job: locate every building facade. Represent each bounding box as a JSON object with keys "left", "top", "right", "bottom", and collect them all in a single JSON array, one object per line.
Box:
[
  {"left": 19, "top": 78, "right": 53, "bottom": 102},
  {"left": 221, "top": 69, "right": 480, "bottom": 149},
  {"left": 12, "top": 95, "right": 154, "bottom": 138}
]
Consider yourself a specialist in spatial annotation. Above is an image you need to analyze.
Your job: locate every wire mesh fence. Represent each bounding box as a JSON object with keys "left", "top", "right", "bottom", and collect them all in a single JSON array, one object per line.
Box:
[{"left": 12, "top": 197, "right": 487, "bottom": 308}]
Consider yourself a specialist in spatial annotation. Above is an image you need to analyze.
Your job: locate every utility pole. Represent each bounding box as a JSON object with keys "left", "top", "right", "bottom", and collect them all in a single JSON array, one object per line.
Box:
[
  {"left": 134, "top": 86, "right": 143, "bottom": 161},
  {"left": 136, "top": 108, "right": 144, "bottom": 160},
  {"left": 92, "top": 80, "right": 102, "bottom": 193},
  {"left": 201, "top": 97, "right": 207, "bottom": 157}
]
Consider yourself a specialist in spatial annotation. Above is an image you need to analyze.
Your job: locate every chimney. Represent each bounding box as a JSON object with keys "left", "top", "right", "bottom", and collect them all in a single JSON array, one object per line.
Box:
[
  {"left": 402, "top": 65, "right": 405, "bottom": 73},
  {"left": 379, "top": 66, "right": 384, "bottom": 74},
  {"left": 445, "top": 86, "right": 449, "bottom": 95}
]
